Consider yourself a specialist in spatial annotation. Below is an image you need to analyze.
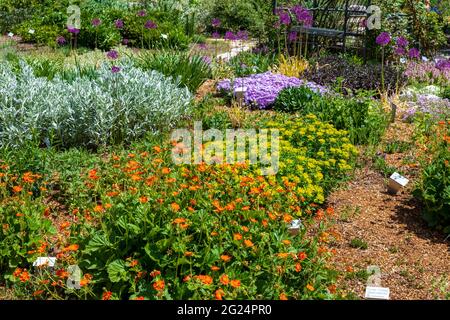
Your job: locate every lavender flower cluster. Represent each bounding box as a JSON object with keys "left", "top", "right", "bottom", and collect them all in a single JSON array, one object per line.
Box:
[
  {"left": 402, "top": 94, "right": 450, "bottom": 121},
  {"left": 217, "top": 72, "right": 327, "bottom": 109},
  {"left": 404, "top": 60, "right": 450, "bottom": 86}
]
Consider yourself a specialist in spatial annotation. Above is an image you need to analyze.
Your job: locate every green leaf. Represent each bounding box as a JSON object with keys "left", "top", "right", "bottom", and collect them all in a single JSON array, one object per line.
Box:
[{"left": 107, "top": 259, "right": 128, "bottom": 283}]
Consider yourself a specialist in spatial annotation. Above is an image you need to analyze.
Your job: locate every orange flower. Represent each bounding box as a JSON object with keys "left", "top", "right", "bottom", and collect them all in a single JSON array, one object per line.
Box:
[
  {"left": 233, "top": 233, "right": 242, "bottom": 241},
  {"left": 60, "top": 222, "right": 71, "bottom": 230},
  {"left": 211, "top": 266, "right": 220, "bottom": 271},
  {"left": 243, "top": 239, "right": 254, "bottom": 248},
  {"left": 153, "top": 146, "right": 162, "bottom": 153},
  {"left": 102, "top": 291, "right": 112, "bottom": 300},
  {"left": 261, "top": 219, "right": 268, "bottom": 227},
  {"left": 12, "top": 185, "right": 23, "bottom": 193},
  {"left": 32, "top": 290, "right": 44, "bottom": 297},
  {"left": 241, "top": 226, "right": 249, "bottom": 232},
  {"left": 22, "top": 172, "right": 36, "bottom": 183},
  {"left": 13, "top": 268, "right": 22, "bottom": 278},
  {"left": 196, "top": 275, "right": 213, "bottom": 285},
  {"left": 88, "top": 169, "right": 100, "bottom": 180},
  {"left": 220, "top": 255, "right": 231, "bottom": 262},
  {"left": 283, "top": 214, "right": 293, "bottom": 223},
  {"left": 162, "top": 168, "right": 171, "bottom": 175},
  {"left": 172, "top": 218, "right": 186, "bottom": 225},
  {"left": 63, "top": 244, "right": 79, "bottom": 252},
  {"left": 139, "top": 196, "right": 148, "bottom": 203},
  {"left": 15, "top": 213, "right": 24, "bottom": 217},
  {"left": 220, "top": 274, "right": 230, "bottom": 286},
  {"left": 211, "top": 231, "right": 218, "bottom": 237},
  {"left": 171, "top": 202, "right": 180, "bottom": 212},
  {"left": 55, "top": 269, "right": 69, "bottom": 279},
  {"left": 295, "top": 263, "right": 302, "bottom": 272},
  {"left": 133, "top": 296, "right": 145, "bottom": 300},
  {"left": 153, "top": 280, "right": 165, "bottom": 291},
  {"left": 107, "top": 191, "right": 119, "bottom": 197},
  {"left": 328, "top": 284, "right": 337, "bottom": 294},
  {"left": 93, "top": 205, "right": 104, "bottom": 213},
  {"left": 19, "top": 270, "right": 30, "bottom": 282},
  {"left": 80, "top": 274, "right": 93, "bottom": 287},
  {"left": 214, "top": 289, "right": 225, "bottom": 300},
  {"left": 129, "top": 260, "right": 139, "bottom": 267},
  {"left": 297, "top": 252, "right": 307, "bottom": 261},
  {"left": 183, "top": 275, "right": 191, "bottom": 282},
  {"left": 282, "top": 239, "right": 291, "bottom": 245},
  {"left": 184, "top": 251, "right": 193, "bottom": 257},
  {"left": 277, "top": 253, "right": 289, "bottom": 259},
  {"left": 230, "top": 279, "right": 241, "bottom": 288},
  {"left": 279, "top": 293, "right": 288, "bottom": 300},
  {"left": 150, "top": 270, "right": 161, "bottom": 278},
  {"left": 306, "top": 284, "right": 315, "bottom": 292}
]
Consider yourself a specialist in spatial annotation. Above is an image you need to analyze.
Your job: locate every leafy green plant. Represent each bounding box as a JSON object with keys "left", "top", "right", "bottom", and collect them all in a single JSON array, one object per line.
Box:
[
  {"left": 134, "top": 51, "right": 212, "bottom": 92},
  {"left": 441, "top": 87, "right": 450, "bottom": 100},
  {"left": 229, "top": 52, "right": 278, "bottom": 77},
  {"left": 349, "top": 238, "right": 368, "bottom": 250},
  {"left": 273, "top": 86, "right": 320, "bottom": 113}
]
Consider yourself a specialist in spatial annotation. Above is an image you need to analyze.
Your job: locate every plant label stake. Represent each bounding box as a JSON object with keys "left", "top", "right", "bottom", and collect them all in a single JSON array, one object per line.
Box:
[
  {"left": 388, "top": 172, "right": 409, "bottom": 194},
  {"left": 288, "top": 219, "right": 303, "bottom": 236},
  {"left": 33, "top": 257, "right": 57, "bottom": 268},
  {"left": 234, "top": 87, "right": 247, "bottom": 106},
  {"left": 365, "top": 266, "right": 390, "bottom": 300}
]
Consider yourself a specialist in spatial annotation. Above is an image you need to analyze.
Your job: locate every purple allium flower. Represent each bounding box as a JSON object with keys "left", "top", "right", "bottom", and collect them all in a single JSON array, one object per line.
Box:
[
  {"left": 56, "top": 36, "right": 66, "bottom": 45},
  {"left": 288, "top": 31, "right": 298, "bottom": 42},
  {"left": 436, "top": 59, "right": 450, "bottom": 71},
  {"left": 144, "top": 20, "right": 157, "bottom": 29},
  {"left": 92, "top": 18, "right": 101, "bottom": 27},
  {"left": 111, "top": 66, "right": 121, "bottom": 73},
  {"left": 278, "top": 10, "right": 291, "bottom": 26},
  {"left": 408, "top": 48, "right": 420, "bottom": 59},
  {"left": 122, "top": 38, "right": 129, "bottom": 45},
  {"left": 217, "top": 72, "right": 327, "bottom": 109},
  {"left": 224, "top": 31, "right": 236, "bottom": 41},
  {"left": 394, "top": 46, "right": 406, "bottom": 56},
  {"left": 198, "top": 43, "right": 208, "bottom": 50},
  {"left": 376, "top": 32, "right": 391, "bottom": 46},
  {"left": 106, "top": 50, "right": 119, "bottom": 60},
  {"left": 396, "top": 36, "right": 409, "bottom": 48},
  {"left": 137, "top": 10, "right": 147, "bottom": 17},
  {"left": 67, "top": 26, "right": 80, "bottom": 34},
  {"left": 201, "top": 56, "right": 212, "bottom": 65},
  {"left": 115, "top": 19, "right": 124, "bottom": 29},
  {"left": 236, "top": 30, "right": 249, "bottom": 41},
  {"left": 292, "top": 5, "right": 313, "bottom": 27},
  {"left": 212, "top": 18, "right": 221, "bottom": 28},
  {"left": 212, "top": 31, "right": 220, "bottom": 39}
]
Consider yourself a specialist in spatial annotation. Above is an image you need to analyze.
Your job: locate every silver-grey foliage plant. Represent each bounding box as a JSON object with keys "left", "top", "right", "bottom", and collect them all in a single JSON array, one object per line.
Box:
[{"left": 0, "top": 60, "right": 193, "bottom": 148}]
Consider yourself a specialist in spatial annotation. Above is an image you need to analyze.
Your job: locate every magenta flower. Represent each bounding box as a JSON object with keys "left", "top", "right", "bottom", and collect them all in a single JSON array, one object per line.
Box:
[
  {"left": 198, "top": 43, "right": 208, "bottom": 50},
  {"left": 202, "top": 56, "right": 212, "bottom": 65},
  {"left": 67, "top": 26, "right": 80, "bottom": 34},
  {"left": 145, "top": 20, "right": 157, "bottom": 29},
  {"left": 408, "top": 48, "right": 420, "bottom": 59},
  {"left": 394, "top": 46, "right": 406, "bottom": 56},
  {"left": 224, "top": 31, "right": 236, "bottom": 41},
  {"left": 115, "top": 19, "right": 124, "bottom": 29},
  {"left": 212, "top": 31, "right": 220, "bottom": 39},
  {"left": 137, "top": 10, "right": 147, "bottom": 17},
  {"left": 122, "top": 38, "right": 129, "bottom": 45},
  {"left": 212, "top": 18, "right": 221, "bottom": 28},
  {"left": 92, "top": 18, "right": 101, "bottom": 27},
  {"left": 376, "top": 32, "right": 391, "bottom": 46},
  {"left": 288, "top": 31, "right": 298, "bottom": 42},
  {"left": 106, "top": 50, "right": 119, "bottom": 60},
  {"left": 56, "top": 36, "right": 66, "bottom": 45},
  {"left": 278, "top": 11, "right": 291, "bottom": 26},
  {"left": 292, "top": 5, "right": 313, "bottom": 27},
  {"left": 111, "top": 66, "right": 121, "bottom": 73},
  {"left": 236, "top": 30, "right": 249, "bottom": 41},
  {"left": 396, "top": 36, "right": 409, "bottom": 48}
]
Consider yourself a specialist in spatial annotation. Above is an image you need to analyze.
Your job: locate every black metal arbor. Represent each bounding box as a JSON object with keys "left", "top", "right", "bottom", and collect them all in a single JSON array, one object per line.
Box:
[{"left": 273, "top": 0, "right": 372, "bottom": 57}]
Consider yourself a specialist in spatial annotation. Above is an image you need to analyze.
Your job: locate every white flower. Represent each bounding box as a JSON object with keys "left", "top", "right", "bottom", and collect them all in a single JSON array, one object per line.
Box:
[
  {"left": 28, "top": 29, "right": 35, "bottom": 34},
  {"left": 400, "top": 58, "right": 406, "bottom": 64},
  {"left": 7, "top": 32, "right": 14, "bottom": 38},
  {"left": 161, "top": 34, "right": 168, "bottom": 39},
  {"left": 421, "top": 56, "right": 429, "bottom": 62}
]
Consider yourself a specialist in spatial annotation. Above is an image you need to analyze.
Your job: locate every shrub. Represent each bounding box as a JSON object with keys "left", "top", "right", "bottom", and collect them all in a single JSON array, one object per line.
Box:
[
  {"left": 228, "top": 52, "right": 278, "bottom": 77},
  {"left": 0, "top": 61, "right": 193, "bottom": 148},
  {"left": 134, "top": 51, "right": 212, "bottom": 92},
  {"left": 273, "top": 86, "right": 320, "bottom": 113},
  {"left": 414, "top": 121, "right": 450, "bottom": 234},
  {"left": 442, "top": 87, "right": 450, "bottom": 100}
]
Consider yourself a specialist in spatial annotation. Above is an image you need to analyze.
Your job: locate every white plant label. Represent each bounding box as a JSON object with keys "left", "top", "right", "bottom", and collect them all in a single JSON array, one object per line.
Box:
[
  {"left": 365, "top": 286, "right": 390, "bottom": 300},
  {"left": 33, "top": 257, "right": 56, "bottom": 267},
  {"left": 390, "top": 172, "right": 409, "bottom": 187}
]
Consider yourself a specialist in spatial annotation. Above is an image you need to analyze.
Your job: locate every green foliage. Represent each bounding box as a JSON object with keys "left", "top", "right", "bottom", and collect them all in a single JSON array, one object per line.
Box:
[
  {"left": 229, "top": 52, "right": 278, "bottom": 77},
  {"left": 349, "top": 238, "right": 368, "bottom": 250},
  {"left": 273, "top": 86, "right": 320, "bottom": 113},
  {"left": 441, "top": 87, "right": 450, "bottom": 100},
  {"left": 134, "top": 51, "right": 212, "bottom": 92}
]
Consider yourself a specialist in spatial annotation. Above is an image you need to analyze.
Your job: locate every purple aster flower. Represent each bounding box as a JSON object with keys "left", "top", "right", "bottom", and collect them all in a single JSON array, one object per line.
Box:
[
  {"left": 224, "top": 31, "right": 236, "bottom": 41},
  {"left": 144, "top": 20, "right": 157, "bottom": 29},
  {"left": 212, "top": 31, "right": 220, "bottom": 39},
  {"left": 106, "top": 50, "right": 119, "bottom": 60},
  {"left": 288, "top": 31, "right": 298, "bottom": 42},
  {"left": 67, "top": 26, "right": 80, "bottom": 34},
  {"left": 111, "top": 66, "right": 121, "bottom": 73},
  {"left": 137, "top": 10, "right": 147, "bottom": 17},
  {"left": 56, "top": 36, "right": 66, "bottom": 45},
  {"left": 122, "top": 38, "right": 129, "bottom": 45},
  {"left": 92, "top": 18, "right": 101, "bottom": 27},
  {"left": 408, "top": 48, "right": 420, "bottom": 59},
  {"left": 212, "top": 18, "right": 221, "bottom": 28},
  {"left": 376, "top": 32, "right": 391, "bottom": 46},
  {"left": 115, "top": 19, "right": 124, "bottom": 29},
  {"left": 396, "top": 36, "right": 409, "bottom": 48}
]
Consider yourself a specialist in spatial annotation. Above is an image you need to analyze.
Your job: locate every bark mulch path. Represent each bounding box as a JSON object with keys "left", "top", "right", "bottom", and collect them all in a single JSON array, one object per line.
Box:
[{"left": 328, "top": 119, "right": 450, "bottom": 300}]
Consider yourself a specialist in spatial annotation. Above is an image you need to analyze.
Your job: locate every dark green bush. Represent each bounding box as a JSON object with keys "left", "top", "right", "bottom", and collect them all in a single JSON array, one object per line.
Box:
[
  {"left": 441, "top": 87, "right": 450, "bottom": 100},
  {"left": 273, "top": 86, "right": 320, "bottom": 113}
]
